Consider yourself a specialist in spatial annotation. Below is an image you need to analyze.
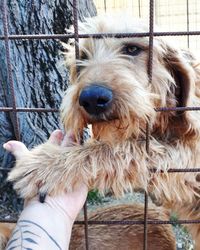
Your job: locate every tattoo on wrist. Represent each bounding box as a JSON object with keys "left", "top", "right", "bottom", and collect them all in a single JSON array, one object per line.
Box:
[{"left": 6, "top": 220, "right": 62, "bottom": 250}]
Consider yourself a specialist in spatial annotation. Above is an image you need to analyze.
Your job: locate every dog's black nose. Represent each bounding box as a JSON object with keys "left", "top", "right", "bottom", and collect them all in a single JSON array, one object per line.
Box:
[{"left": 79, "top": 85, "right": 113, "bottom": 115}]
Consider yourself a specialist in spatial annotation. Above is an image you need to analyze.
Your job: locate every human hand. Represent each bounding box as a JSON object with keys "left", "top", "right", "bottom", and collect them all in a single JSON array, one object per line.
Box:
[
  {"left": 4, "top": 130, "right": 88, "bottom": 250},
  {"left": 3, "top": 130, "right": 88, "bottom": 222}
]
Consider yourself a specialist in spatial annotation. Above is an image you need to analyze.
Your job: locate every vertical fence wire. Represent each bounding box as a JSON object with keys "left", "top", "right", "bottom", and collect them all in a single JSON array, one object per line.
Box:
[
  {"left": 143, "top": 191, "right": 149, "bottom": 250},
  {"left": 72, "top": 1, "right": 89, "bottom": 249},
  {"left": 143, "top": 0, "right": 154, "bottom": 249},
  {"left": 2, "top": 0, "right": 20, "bottom": 141},
  {"left": 144, "top": 122, "right": 151, "bottom": 250},
  {"left": 83, "top": 202, "right": 89, "bottom": 250},
  {"left": 186, "top": 0, "right": 190, "bottom": 48},
  {"left": 104, "top": 0, "right": 107, "bottom": 13},
  {"left": 148, "top": 0, "right": 154, "bottom": 82},
  {"left": 138, "top": 0, "right": 141, "bottom": 18},
  {"left": 72, "top": 0, "right": 80, "bottom": 59}
]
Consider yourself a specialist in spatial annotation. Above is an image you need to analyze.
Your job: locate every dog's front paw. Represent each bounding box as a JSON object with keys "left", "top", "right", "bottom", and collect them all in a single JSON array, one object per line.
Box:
[
  {"left": 7, "top": 141, "right": 76, "bottom": 200},
  {"left": 5, "top": 130, "right": 70, "bottom": 200},
  {"left": 8, "top": 147, "right": 46, "bottom": 199},
  {"left": 3, "top": 140, "right": 41, "bottom": 199}
]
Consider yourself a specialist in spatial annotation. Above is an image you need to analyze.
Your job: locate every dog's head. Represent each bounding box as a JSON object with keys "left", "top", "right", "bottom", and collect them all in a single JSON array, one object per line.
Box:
[{"left": 61, "top": 15, "right": 200, "bottom": 144}]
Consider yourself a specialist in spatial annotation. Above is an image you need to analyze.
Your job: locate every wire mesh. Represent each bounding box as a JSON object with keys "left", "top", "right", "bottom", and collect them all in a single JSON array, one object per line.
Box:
[{"left": 1, "top": 0, "right": 200, "bottom": 249}]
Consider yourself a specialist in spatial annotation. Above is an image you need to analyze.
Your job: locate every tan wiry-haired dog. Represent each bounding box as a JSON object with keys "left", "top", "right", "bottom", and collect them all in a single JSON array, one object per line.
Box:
[{"left": 5, "top": 15, "right": 200, "bottom": 248}]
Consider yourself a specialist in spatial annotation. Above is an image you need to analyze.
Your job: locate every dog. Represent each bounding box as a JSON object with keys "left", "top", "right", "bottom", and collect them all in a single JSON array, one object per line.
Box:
[{"left": 2, "top": 14, "right": 200, "bottom": 248}]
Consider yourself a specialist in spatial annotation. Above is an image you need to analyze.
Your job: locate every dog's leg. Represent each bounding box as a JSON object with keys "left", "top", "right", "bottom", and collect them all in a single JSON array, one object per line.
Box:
[
  {"left": 8, "top": 140, "right": 149, "bottom": 200},
  {"left": 7, "top": 138, "right": 199, "bottom": 203}
]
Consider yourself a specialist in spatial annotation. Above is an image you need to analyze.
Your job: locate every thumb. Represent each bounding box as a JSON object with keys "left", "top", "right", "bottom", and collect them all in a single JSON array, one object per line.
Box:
[{"left": 3, "top": 141, "right": 29, "bottom": 160}]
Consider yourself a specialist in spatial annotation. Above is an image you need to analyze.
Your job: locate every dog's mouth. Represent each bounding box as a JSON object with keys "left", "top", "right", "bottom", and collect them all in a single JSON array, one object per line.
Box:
[{"left": 86, "top": 112, "right": 118, "bottom": 124}]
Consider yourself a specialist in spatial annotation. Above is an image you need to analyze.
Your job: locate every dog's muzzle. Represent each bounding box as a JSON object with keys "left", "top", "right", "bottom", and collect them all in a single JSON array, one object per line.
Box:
[{"left": 79, "top": 84, "right": 113, "bottom": 116}]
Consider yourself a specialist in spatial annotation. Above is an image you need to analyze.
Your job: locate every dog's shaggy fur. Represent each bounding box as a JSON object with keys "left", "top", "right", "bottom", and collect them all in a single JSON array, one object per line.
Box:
[
  {"left": 70, "top": 203, "right": 176, "bottom": 250},
  {"left": 4, "top": 15, "right": 200, "bottom": 248}
]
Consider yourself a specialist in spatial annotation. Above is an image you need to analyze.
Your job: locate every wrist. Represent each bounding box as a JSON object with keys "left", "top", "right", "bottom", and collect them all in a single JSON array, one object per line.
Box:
[{"left": 18, "top": 199, "right": 73, "bottom": 249}]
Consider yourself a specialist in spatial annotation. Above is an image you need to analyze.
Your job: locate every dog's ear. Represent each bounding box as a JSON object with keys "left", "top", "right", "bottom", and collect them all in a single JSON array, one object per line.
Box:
[
  {"left": 157, "top": 43, "right": 198, "bottom": 141},
  {"left": 163, "top": 46, "right": 195, "bottom": 108}
]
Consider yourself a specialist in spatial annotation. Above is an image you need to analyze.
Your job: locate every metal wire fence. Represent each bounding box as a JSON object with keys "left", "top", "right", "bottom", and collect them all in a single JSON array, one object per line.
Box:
[{"left": 1, "top": 0, "right": 200, "bottom": 249}]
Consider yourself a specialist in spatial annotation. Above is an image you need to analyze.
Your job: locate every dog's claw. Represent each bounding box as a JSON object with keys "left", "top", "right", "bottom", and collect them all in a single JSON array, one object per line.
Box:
[{"left": 39, "top": 192, "right": 47, "bottom": 203}]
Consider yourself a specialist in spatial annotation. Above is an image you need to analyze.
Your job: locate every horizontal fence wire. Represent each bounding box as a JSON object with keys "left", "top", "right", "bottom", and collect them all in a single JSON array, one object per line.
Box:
[
  {"left": 2, "top": 218, "right": 200, "bottom": 225},
  {"left": 0, "top": 108, "right": 59, "bottom": 112},
  {"left": 74, "top": 219, "right": 200, "bottom": 225},
  {"left": 1, "top": 167, "right": 200, "bottom": 173},
  {"left": 1, "top": 106, "right": 200, "bottom": 113},
  {"left": 0, "top": 31, "right": 200, "bottom": 40}
]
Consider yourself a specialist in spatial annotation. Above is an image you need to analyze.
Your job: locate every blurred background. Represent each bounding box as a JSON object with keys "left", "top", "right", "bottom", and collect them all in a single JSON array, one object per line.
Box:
[{"left": 93, "top": 0, "right": 200, "bottom": 57}]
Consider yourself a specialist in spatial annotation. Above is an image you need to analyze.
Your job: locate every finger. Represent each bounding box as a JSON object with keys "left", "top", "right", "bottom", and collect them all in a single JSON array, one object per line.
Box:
[
  {"left": 48, "top": 130, "right": 64, "bottom": 145},
  {"left": 61, "top": 131, "right": 76, "bottom": 147},
  {"left": 3, "top": 141, "right": 29, "bottom": 159}
]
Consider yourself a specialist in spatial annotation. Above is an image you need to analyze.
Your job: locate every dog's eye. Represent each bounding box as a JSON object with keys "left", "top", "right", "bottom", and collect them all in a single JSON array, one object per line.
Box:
[{"left": 122, "top": 45, "right": 142, "bottom": 56}]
